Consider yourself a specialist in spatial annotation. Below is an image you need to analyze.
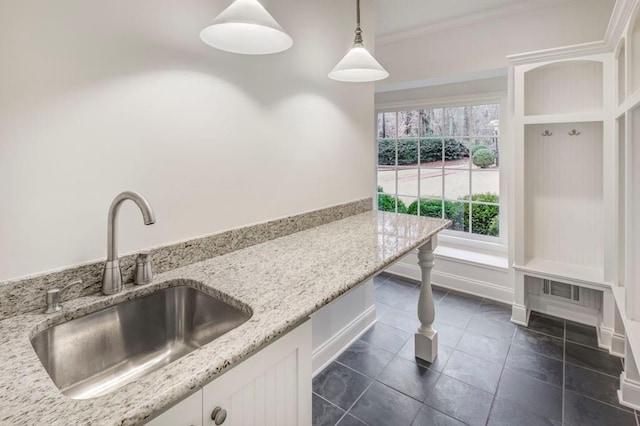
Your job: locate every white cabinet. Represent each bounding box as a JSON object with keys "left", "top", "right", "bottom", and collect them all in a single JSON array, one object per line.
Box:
[
  {"left": 202, "top": 321, "right": 312, "bottom": 426},
  {"left": 509, "top": 52, "right": 616, "bottom": 326},
  {"left": 147, "top": 321, "right": 312, "bottom": 426},
  {"left": 147, "top": 391, "right": 202, "bottom": 426}
]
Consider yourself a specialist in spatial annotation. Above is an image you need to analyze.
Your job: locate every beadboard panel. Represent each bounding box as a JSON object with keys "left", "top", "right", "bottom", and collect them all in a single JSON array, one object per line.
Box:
[
  {"left": 524, "top": 61, "right": 603, "bottom": 115},
  {"left": 524, "top": 122, "right": 604, "bottom": 270},
  {"left": 219, "top": 352, "right": 298, "bottom": 426},
  {"left": 202, "top": 322, "right": 312, "bottom": 426}
]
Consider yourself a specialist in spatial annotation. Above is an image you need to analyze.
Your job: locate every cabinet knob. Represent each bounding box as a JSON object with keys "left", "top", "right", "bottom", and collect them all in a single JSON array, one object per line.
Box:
[{"left": 211, "top": 406, "right": 227, "bottom": 425}]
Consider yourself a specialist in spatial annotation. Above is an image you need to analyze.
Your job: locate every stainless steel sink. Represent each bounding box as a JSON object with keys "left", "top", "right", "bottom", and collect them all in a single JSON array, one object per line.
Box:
[{"left": 31, "top": 285, "right": 251, "bottom": 399}]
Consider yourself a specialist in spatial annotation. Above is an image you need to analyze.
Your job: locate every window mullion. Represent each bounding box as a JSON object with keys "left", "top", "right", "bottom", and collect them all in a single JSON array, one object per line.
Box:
[{"left": 395, "top": 111, "right": 399, "bottom": 213}]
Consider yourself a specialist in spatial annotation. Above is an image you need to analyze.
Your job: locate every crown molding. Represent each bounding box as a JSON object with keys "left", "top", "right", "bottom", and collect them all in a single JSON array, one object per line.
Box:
[
  {"left": 604, "top": 0, "right": 637, "bottom": 46},
  {"left": 506, "top": 40, "right": 610, "bottom": 65},
  {"left": 507, "top": 0, "right": 637, "bottom": 65},
  {"left": 376, "top": 0, "right": 572, "bottom": 46}
]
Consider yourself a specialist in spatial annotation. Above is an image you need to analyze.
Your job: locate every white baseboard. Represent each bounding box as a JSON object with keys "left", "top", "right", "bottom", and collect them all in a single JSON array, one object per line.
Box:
[
  {"left": 386, "top": 262, "right": 514, "bottom": 304},
  {"left": 611, "top": 333, "right": 626, "bottom": 358},
  {"left": 528, "top": 294, "right": 599, "bottom": 326},
  {"left": 311, "top": 305, "right": 376, "bottom": 377},
  {"left": 618, "top": 372, "right": 640, "bottom": 410},
  {"left": 511, "top": 303, "right": 529, "bottom": 326},
  {"left": 598, "top": 325, "right": 614, "bottom": 352}
]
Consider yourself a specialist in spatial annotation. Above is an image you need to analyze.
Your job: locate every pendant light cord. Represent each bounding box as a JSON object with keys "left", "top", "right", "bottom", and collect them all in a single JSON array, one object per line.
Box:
[{"left": 354, "top": 0, "right": 363, "bottom": 45}]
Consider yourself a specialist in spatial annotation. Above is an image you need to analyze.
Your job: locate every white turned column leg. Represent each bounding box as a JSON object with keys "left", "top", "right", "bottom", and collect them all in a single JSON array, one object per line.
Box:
[{"left": 415, "top": 238, "right": 438, "bottom": 362}]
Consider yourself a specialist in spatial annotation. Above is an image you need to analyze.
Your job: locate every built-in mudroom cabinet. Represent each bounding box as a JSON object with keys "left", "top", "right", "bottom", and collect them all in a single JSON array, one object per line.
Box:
[{"left": 509, "top": 0, "right": 640, "bottom": 409}]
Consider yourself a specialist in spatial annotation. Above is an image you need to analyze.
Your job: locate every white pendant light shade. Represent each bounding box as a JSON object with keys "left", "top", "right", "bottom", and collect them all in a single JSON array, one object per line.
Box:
[
  {"left": 200, "top": 0, "right": 293, "bottom": 55},
  {"left": 329, "top": 0, "right": 389, "bottom": 83},
  {"left": 328, "top": 46, "right": 389, "bottom": 82}
]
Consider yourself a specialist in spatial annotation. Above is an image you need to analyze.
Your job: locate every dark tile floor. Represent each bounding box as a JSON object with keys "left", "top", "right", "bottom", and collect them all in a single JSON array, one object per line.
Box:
[{"left": 312, "top": 273, "right": 638, "bottom": 426}]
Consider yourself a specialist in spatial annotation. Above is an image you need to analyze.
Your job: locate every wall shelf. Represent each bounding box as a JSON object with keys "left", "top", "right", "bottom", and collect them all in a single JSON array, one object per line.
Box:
[
  {"left": 523, "top": 112, "right": 605, "bottom": 125},
  {"left": 514, "top": 258, "right": 609, "bottom": 290}
]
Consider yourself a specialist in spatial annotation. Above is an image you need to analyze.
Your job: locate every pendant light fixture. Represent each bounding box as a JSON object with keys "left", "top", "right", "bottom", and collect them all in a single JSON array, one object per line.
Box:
[
  {"left": 329, "top": 0, "right": 389, "bottom": 82},
  {"left": 200, "top": 0, "right": 293, "bottom": 55}
]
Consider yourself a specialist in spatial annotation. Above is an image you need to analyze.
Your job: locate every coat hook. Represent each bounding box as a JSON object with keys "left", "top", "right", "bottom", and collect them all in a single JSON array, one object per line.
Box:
[
  {"left": 541, "top": 130, "right": 553, "bottom": 136},
  {"left": 568, "top": 129, "right": 581, "bottom": 136}
]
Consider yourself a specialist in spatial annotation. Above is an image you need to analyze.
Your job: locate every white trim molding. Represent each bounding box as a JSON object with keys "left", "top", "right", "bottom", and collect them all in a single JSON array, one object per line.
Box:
[
  {"left": 611, "top": 332, "right": 627, "bottom": 358},
  {"left": 311, "top": 306, "right": 376, "bottom": 376},
  {"left": 511, "top": 303, "right": 529, "bottom": 326},
  {"left": 605, "top": 0, "right": 637, "bottom": 47},
  {"left": 386, "top": 258, "right": 514, "bottom": 305},
  {"left": 619, "top": 371, "right": 640, "bottom": 410},
  {"left": 507, "top": 41, "right": 611, "bottom": 66},
  {"left": 598, "top": 325, "right": 614, "bottom": 353},
  {"left": 507, "top": 0, "right": 636, "bottom": 66},
  {"left": 527, "top": 294, "right": 600, "bottom": 327},
  {"left": 375, "top": 68, "right": 508, "bottom": 94},
  {"left": 376, "top": 91, "right": 507, "bottom": 114},
  {"left": 376, "top": 0, "right": 572, "bottom": 46}
]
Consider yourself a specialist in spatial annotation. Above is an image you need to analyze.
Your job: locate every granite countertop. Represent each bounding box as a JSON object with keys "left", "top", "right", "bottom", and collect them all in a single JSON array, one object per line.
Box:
[{"left": 0, "top": 211, "right": 449, "bottom": 426}]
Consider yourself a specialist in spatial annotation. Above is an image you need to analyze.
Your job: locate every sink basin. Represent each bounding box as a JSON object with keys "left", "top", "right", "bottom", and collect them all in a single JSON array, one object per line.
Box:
[{"left": 31, "top": 285, "right": 251, "bottom": 399}]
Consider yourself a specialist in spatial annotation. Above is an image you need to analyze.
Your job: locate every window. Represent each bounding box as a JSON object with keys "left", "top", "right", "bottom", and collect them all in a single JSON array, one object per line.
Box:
[{"left": 376, "top": 104, "right": 501, "bottom": 238}]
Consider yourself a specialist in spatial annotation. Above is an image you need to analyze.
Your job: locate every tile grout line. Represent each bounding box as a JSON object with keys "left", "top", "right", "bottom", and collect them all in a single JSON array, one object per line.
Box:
[
  {"left": 313, "top": 392, "right": 353, "bottom": 425},
  {"left": 494, "top": 324, "right": 566, "bottom": 422},
  {"left": 562, "top": 319, "right": 566, "bottom": 426},
  {"left": 347, "top": 285, "right": 609, "bottom": 425},
  {"left": 564, "top": 388, "right": 637, "bottom": 415},
  {"left": 565, "top": 336, "right": 619, "bottom": 353},
  {"left": 564, "top": 359, "right": 623, "bottom": 379},
  {"left": 339, "top": 381, "right": 375, "bottom": 426},
  {"left": 484, "top": 342, "right": 513, "bottom": 426},
  {"left": 313, "top": 391, "right": 345, "bottom": 413}
]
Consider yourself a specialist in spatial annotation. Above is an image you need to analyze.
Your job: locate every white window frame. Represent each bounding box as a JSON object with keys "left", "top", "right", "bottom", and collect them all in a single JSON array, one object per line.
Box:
[{"left": 375, "top": 94, "right": 508, "bottom": 250}]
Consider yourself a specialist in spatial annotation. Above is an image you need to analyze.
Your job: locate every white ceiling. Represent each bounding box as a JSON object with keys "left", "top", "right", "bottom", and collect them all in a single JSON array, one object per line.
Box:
[{"left": 374, "top": 0, "right": 551, "bottom": 38}]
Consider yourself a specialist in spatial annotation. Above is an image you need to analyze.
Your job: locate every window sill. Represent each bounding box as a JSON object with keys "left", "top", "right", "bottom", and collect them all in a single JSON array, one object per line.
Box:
[{"left": 433, "top": 234, "right": 509, "bottom": 271}]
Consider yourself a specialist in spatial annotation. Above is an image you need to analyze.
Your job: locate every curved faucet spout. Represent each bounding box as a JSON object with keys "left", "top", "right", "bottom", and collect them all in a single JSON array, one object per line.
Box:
[
  {"left": 103, "top": 191, "right": 156, "bottom": 295},
  {"left": 107, "top": 192, "right": 156, "bottom": 262}
]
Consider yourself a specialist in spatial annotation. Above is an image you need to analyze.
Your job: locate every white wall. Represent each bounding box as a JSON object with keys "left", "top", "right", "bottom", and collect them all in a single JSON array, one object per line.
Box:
[
  {"left": 0, "top": 0, "right": 376, "bottom": 281},
  {"left": 311, "top": 280, "right": 375, "bottom": 375},
  {"left": 376, "top": 0, "right": 615, "bottom": 86}
]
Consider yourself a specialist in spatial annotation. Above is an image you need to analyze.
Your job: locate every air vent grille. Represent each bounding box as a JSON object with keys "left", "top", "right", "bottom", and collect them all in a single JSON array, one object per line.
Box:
[{"left": 542, "top": 279, "right": 580, "bottom": 301}]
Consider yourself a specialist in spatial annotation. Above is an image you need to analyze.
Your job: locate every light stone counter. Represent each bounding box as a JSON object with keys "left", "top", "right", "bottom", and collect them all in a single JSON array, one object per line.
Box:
[{"left": 0, "top": 211, "right": 449, "bottom": 426}]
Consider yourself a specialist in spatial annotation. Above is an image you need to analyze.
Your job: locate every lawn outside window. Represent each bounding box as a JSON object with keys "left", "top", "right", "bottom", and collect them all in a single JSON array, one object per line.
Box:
[{"left": 376, "top": 103, "right": 501, "bottom": 240}]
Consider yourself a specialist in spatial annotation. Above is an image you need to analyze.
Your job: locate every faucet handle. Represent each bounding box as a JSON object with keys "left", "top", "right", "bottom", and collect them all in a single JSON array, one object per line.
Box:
[
  {"left": 134, "top": 251, "right": 153, "bottom": 285},
  {"left": 45, "top": 279, "right": 83, "bottom": 314}
]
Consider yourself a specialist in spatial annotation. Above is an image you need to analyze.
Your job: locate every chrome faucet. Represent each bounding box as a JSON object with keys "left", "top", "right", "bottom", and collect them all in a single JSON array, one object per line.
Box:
[{"left": 102, "top": 191, "right": 156, "bottom": 295}]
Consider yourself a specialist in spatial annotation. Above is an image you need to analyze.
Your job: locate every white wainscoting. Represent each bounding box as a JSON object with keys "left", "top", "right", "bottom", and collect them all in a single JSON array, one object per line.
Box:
[
  {"left": 310, "top": 279, "right": 376, "bottom": 376},
  {"left": 385, "top": 249, "right": 514, "bottom": 304}
]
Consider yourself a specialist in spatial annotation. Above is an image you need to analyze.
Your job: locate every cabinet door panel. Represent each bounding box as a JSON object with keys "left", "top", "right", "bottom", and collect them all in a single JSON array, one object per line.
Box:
[
  {"left": 203, "top": 321, "right": 311, "bottom": 426},
  {"left": 147, "top": 390, "right": 202, "bottom": 426}
]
